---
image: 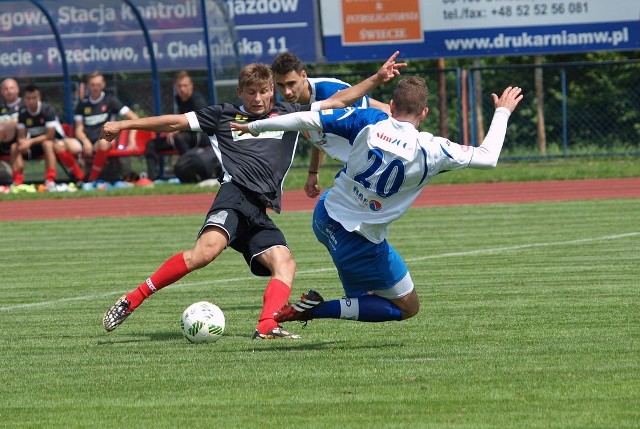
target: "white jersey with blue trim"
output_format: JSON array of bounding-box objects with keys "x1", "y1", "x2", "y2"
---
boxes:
[
  {"x1": 306, "y1": 77, "x2": 369, "y2": 163},
  {"x1": 320, "y1": 108, "x2": 475, "y2": 244}
]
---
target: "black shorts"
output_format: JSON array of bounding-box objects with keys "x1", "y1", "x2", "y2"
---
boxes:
[
  {"x1": 0, "y1": 140, "x2": 13, "y2": 156},
  {"x1": 17, "y1": 143, "x2": 44, "y2": 159},
  {"x1": 198, "y1": 181, "x2": 288, "y2": 277}
]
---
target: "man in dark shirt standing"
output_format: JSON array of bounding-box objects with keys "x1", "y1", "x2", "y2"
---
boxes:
[
  {"x1": 145, "y1": 71, "x2": 209, "y2": 180},
  {"x1": 101, "y1": 52, "x2": 405, "y2": 339}
]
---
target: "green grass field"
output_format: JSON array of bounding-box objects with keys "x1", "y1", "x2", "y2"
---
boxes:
[{"x1": 1, "y1": 198, "x2": 639, "y2": 428}]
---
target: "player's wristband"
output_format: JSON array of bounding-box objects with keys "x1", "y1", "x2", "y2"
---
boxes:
[{"x1": 308, "y1": 171, "x2": 318, "y2": 174}]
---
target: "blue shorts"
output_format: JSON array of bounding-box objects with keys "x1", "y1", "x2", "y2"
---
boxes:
[{"x1": 312, "y1": 191, "x2": 409, "y2": 298}]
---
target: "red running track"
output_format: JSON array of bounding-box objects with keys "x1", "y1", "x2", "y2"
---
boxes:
[{"x1": 1, "y1": 178, "x2": 639, "y2": 222}]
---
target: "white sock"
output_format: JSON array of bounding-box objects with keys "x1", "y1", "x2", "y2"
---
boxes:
[{"x1": 339, "y1": 297, "x2": 359, "y2": 320}]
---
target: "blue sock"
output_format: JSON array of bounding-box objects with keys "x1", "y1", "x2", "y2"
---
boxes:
[{"x1": 311, "y1": 295, "x2": 402, "y2": 322}]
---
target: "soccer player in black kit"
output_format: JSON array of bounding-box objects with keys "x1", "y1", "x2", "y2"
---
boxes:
[{"x1": 101, "y1": 52, "x2": 405, "y2": 339}]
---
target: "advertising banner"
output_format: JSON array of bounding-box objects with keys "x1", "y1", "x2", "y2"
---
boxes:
[
  {"x1": 320, "y1": 0, "x2": 640, "y2": 61},
  {"x1": 0, "y1": 0, "x2": 318, "y2": 77}
]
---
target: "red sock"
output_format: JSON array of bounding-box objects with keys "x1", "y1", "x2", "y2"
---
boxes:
[
  {"x1": 126, "y1": 252, "x2": 190, "y2": 310},
  {"x1": 57, "y1": 150, "x2": 84, "y2": 180},
  {"x1": 88, "y1": 148, "x2": 109, "y2": 181},
  {"x1": 256, "y1": 279, "x2": 291, "y2": 334},
  {"x1": 13, "y1": 171, "x2": 24, "y2": 185},
  {"x1": 45, "y1": 168, "x2": 56, "y2": 182}
]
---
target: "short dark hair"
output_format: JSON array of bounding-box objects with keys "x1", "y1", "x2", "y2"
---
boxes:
[
  {"x1": 271, "y1": 52, "x2": 304, "y2": 76},
  {"x1": 86, "y1": 71, "x2": 104, "y2": 82},
  {"x1": 238, "y1": 63, "x2": 273, "y2": 88},
  {"x1": 23, "y1": 84, "x2": 40, "y2": 95},
  {"x1": 391, "y1": 76, "x2": 428, "y2": 116},
  {"x1": 174, "y1": 70, "x2": 191, "y2": 82}
]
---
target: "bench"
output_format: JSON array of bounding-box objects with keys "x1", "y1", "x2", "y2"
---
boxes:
[
  {"x1": 106, "y1": 129, "x2": 179, "y2": 178},
  {"x1": 0, "y1": 123, "x2": 79, "y2": 182},
  {"x1": 1, "y1": 125, "x2": 180, "y2": 182}
]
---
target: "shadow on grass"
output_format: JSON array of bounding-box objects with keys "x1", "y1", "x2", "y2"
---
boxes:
[
  {"x1": 245, "y1": 340, "x2": 403, "y2": 351},
  {"x1": 96, "y1": 333, "x2": 403, "y2": 351}
]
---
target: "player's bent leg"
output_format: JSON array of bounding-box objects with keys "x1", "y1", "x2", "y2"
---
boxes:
[
  {"x1": 279, "y1": 271, "x2": 415, "y2": 323},
  {"x1": 255, "y1": 245, "x2": 296, "y2": 286},
  {"x1": 184, "y1": 226, "x2": 228, "y2": 270},
  {"x1": 372, "y1": 272, "x2": 419, "y2": 320},
  {"x1": 103, "y1": 229, "x2": 228, "y2": 332}
]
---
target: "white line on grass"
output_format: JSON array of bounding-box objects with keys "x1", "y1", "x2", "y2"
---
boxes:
[{"x1": 1, "y1": 231, "x2": 637, "y2": 312}]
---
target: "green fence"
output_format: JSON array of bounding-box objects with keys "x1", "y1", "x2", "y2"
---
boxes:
[{"x1": 32, "y1": 58, "x2": 640, "y2": 164}]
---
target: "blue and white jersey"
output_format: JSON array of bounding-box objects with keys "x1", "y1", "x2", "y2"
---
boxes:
[
  {"x1": 320, "y1": 108, "x2": 474, "y2": 243},
  {"x1": 306, "y1": 77, "x2": 369, "y2": 163}
]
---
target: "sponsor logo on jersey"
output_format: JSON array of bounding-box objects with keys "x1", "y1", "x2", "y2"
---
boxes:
[
  {"x1": 85, "y1": 113, "x2": 109, "y2": 126},
  {"x1": 232, "y1": 129, "x2": 284, "y2": 141},
  {"x1": 376, "y1": 131, "x2": 407, "y2": 148},
  {"x1": 369, "y1": 200, "x2": 382, "y2": 211},
  {"x1": 352, "y1": 185, "x2": 368, "y2": 206},
  {"x1": 352, "y1": 186, "x2": 383, "y2": 211},
  {"x1": 207, "y1": 210, "x2": 228, "y2": 225},
  {"x1": 234, "y1": 114, "x2": 249, "y2": 121}
]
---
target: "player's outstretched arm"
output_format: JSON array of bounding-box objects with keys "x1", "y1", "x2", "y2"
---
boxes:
[
  {"x1": 100, "y1": 114, "x2": 188, "y2": 142},
  {"x1": 319, "y1": 51, "x2": 407, "y2": 110},
  {"x1": 231, "y1": 111, "x2": 323, "y2": 137},
  {"x1": 468, "y1": 86, "x2": 523, "y2": 169}
]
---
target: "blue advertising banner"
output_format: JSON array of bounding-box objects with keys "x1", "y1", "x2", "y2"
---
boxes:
[
  {"x1": 0, "y1": 0, "x2": 318, "y2": 77},
  {"x1": 319, "y1": 0, "x2": 640, "y2": 61}
]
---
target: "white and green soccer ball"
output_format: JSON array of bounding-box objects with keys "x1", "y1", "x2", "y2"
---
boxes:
[{"x1": 181, "y1": 301, "x2": 225, "y2": 343}]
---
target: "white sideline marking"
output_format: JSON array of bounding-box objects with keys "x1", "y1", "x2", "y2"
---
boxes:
[{"x1": 1, "y1": 232, "x2": 638, "y2": 312}]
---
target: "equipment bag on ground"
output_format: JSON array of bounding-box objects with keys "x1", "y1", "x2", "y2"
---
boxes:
[{"x1": 173, "y1": 146, "x2": 222, "y2": 183}]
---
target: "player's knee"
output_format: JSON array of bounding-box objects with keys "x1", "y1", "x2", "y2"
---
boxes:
[
  {"x1": 281, "y1": 252, "x2": 296, "y2": 274},
  {"x1": 402, "y1": 302, "x2": 420, "y2": 320},
  {"x1": 97, "y1": 140, "x2": 111, "y2": 151},
  {"x1": 184, "y1": 248, "x2": 213, "y2": 270},
  {"x1": 399, "y1": 292, "x2": 420, "y2": 320},
  {"x1": 262, "y1": 246, "x2": 296, "y2": 281}
]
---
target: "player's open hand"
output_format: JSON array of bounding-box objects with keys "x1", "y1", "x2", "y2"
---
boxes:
[
  {"x1": 492, "y1": 86, "x2": 523, "y2": 113},
  {"x1": 230, "y1": 122, "x2": 258, "y2": 136},
  {"x1": 100, "y1": 122, "x2": 121, "y2": 142},
  {"x1": 376, "y1": 51, "x2": 407, "y2": 83}
]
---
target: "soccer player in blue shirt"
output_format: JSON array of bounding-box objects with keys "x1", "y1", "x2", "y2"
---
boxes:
[
  {"x1": 231, "y1": 78, "x2": 523, "y2": 325},
  {"x1": 271, "y1": 52, "x2": 389, "y2": 198}
]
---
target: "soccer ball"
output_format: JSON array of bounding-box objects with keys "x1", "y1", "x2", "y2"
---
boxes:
[{"x1": 181, "y1": 301, "x2": 225, "y2": 343}]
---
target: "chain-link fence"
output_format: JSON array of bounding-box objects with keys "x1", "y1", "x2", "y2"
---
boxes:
[
  {"x1": 32, "y1": 58, "x2": 640, "y2": 169},
  {"x1": 307, "y1": 60, "x2": 640, "y2": 160}
]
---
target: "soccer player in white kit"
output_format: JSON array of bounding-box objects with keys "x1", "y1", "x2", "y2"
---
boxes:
[{"x1": 232, "y1": 77, "x2": 523, "y2": 325}]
